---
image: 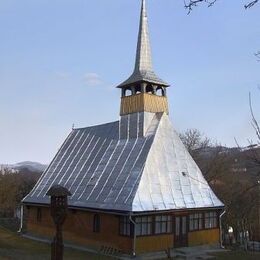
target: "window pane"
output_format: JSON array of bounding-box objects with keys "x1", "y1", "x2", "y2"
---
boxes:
[
  {"x1": 142, "y1": 222, "x2": 147, "y2": 235},
  {"x1": 167, "y1": 221, "x2": 172, "y2": 233},
  {"x1": 189, "y1": 217, "x2": 194, "y2": 231},
  {"x1": 161, "y1": 222, "x2": 167, "y2": 233},
  {"x1": 155, "y1": 216, "x2": 160, "y2": 221},
  {"x1": 147, "y1": 222, "x2": 152, "y2": 235},
  {"x1": 155, "y1": 222, "x2": 161, "y2": 234},
  {"x1": 205, "y1": 211, "x2": 217, "y2": 229},
  {"x1": 199, "y1": 218, "x2": 202, "y2": 229},
  {"x1": 136, "y1": 223, "x2": 141, "y2": 236},
  {"x1": 176, "y1": 217, "x2": 180, "y2": 235},
  {"x1": 182, "y1": 217, "x2": 186, "y2": 234},
  {"x1": 136, "y1": 217, "x2": 141, "y2": 224},
  {"x1": 162, "y1": 216, "x2": 167, "y2": 221}
]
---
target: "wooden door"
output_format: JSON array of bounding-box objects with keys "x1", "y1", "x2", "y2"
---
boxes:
[{"x1": 174, "y1": 215, "x2": 188, "y2": 247}]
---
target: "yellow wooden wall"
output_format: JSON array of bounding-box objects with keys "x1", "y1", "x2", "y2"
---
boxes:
[
  {"x1": 136, "y1": 234, "x2": 173, "y2": 254},
  {"x1": 120, "y1": 93, "x2": 169, "y2": 115},
  {"x1": 26, "y1": 206, "x2": 220, "y2": 255},
  {"x1": 26, "y1": 207, "x2": 132, "y2": 254},
  {"x1": 188, "y1": 229, "x2": 220, "y2": 246}
]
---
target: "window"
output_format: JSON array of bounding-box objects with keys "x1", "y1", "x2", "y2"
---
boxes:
[
  {"x1": 182, "y1": 216, "x2": 187, "y2": 235},
  {"x1": 189, "y1": 213, "x2": 203, "y2": 231},
  {"x1": 136, "y1": 216, "x2": 152, "y2": 236},
  {"x1": 93, "y1": 214, "x2": 100, "y2": 233},
  {"x1": 156, "y1": 87, "x2": 165, "y2": 96},
  {"x1": 119, "y1": 216, "x2": 131, "y2": 236},
  {"x1": 125, "y1": 89, "x2": 132, "y2": 97},
  {"x1": 205, "y1": 212, "x2": 218, "y2": 229},
  {"x1": 155, "y1": 215, "x2": 172, "y2": 234},
  {"x1": 36, "y1": 208, "x2": 41, "y2": 222}
]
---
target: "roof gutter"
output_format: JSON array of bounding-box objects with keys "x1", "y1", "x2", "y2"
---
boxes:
[
  {"x1": 23, "y1": 202, "x2": 224, "y2": 217},
  {"x1": 219, "y1": 209, "x2": 226, "y2": 249},
  {"x1": 17, "y1": 204, "x2": 24, "y2": 233},
  {"x1": 129, "y1": 213, "x2": 136, "y2": 257}
]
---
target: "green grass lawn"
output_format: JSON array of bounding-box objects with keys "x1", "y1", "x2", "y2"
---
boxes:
[
  {"x1": 0, "y1": 226, "x2": 111, "y2": 260},
  {"x1": 211, "y1": 250, "x2": 260, "y2": 260},
  {"x1": 1, "y1": 224, "x2": 259, "y2": 260}
]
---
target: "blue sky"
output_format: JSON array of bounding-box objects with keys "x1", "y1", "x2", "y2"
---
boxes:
[{"x1": 0, "y1": 0, "x2": 259, "y2": 164}]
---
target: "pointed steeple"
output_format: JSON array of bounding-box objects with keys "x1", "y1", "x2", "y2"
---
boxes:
[
  {"x1": 134, "y1": 0, "x2": 153, "y2": 72},
  {"x1": 117, "y1": 0, "x2": 169, "y2": 88}
]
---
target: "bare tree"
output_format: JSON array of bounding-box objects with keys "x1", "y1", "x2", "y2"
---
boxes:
[
  {"x1": 180, "y1": 128, "x2": 260, "y2": 241},
  {"x1": 184, "y1": 0, "x2": 217, "y2": 14},
  {"x1": 0, "y1": 169, "x2": 40, "y2": 217},
  {"x1": 184, "y1": 0, "x2": 259, "y2": 12},
  {"x1": 179, "y1": 129, "x2": 230, "y2": 183},
  {"x1": 249, "y1": 92, "x2": 260, "y2": 143},
  {"x1": 179, "y1": 128, "x2": 210, "y2": 154}
]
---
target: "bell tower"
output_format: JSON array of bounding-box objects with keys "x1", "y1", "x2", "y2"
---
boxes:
[{"x1": 117, "y1": 0, "x2": 170, "y2": 116}]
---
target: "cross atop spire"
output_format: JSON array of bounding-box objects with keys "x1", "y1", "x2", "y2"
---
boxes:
[{"x1": 117, "y1": 0, "x2": 169, "y2": 88}]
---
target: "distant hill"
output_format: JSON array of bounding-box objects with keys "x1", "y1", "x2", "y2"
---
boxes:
[
  {"x1": 1, "y1": 161, "x2": 47, "y2": 173},
  {"x1": 13, "y1": 161, "x2": 47, "y2": 173}
]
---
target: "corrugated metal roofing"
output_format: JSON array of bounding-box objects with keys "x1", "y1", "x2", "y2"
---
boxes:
[{"x1": 23, "y1": 112, "x2": 224, "y2": 212}]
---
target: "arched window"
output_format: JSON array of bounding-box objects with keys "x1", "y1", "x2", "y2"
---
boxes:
[
  {"x1": 93, "y1": 214, "x2": 100, "y2": 233},
  {"x1": 146, "y1": 84, "x2": 154, "y2": 94},
  {"x1": 156, "y1": 87, "x2": 165, "y2": 96},
  {"x1": 135, "y1": 85, "x2": 142, "y2": 94},
  {"x1": 125, "y1": 89, "x2": 132, "y2": 97}
]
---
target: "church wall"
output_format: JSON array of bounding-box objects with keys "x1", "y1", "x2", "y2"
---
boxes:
[
  {"x1": 188, "y1": 228, "x2": 220, "y2": 246},
  {"x1": 26, "y1": 206, "x2": 132, "y2": 254},
  {"x1": 136, "y1": 234, "x2": 173, "y2": 254},
  {"x1": 25, "y1": 206, "x2": 221, "y2": 255},
  {"x1": 134, "y1": 230, "x2": 219, "y2": 253}
]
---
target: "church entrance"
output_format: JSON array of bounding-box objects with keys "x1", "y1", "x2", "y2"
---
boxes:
[{"x1": 174, "y1": 215, "x2": 188, "y2": 247}]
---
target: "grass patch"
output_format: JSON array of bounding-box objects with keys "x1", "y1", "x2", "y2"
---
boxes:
[
  {"x1": 0, "y1": 218, "x2": 19, "y2": 232},
  {"x1": 0, "y1": 226, "x2": 112, "y2": 260},
  {"x1": 211, "y1": 250, "x2": 260, "y2": 260}
]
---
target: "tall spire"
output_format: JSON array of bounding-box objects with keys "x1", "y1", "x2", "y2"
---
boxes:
[
  {"x1": 117, "y1": 0, "x2": 169, "y2": 88},
  {"x1": 134, "y1": 0, "x2": 153, "y2": 72}
]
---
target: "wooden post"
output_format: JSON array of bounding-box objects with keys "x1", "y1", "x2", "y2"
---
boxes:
[{"x1": 46, "y1": 185, "x2": 71, "y2": 260}]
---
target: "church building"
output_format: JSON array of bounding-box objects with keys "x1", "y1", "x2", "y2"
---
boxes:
[{"x1": 22, "y1": 0, "x2": 224, "y2": 256}]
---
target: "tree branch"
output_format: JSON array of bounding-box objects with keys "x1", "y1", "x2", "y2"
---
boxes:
[
  {"x1": 245, "y1": 0, "x2": 259, "y2": 9},
  {"x1": 249, "y1": 92, "x2": 260, "y2": 142},
  {"x1": 184, "y1": 0, "x2": 259, "y2": 13},
  {"x1": 184, "y1": 0, "x2": 217, "y2": 14},
  {"x1": 255, "y1": 51, "x2": 260, "y2": 62}
]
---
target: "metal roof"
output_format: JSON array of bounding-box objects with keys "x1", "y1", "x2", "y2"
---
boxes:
[
  {"x1": 117, "y1": 0, "x2": 169, "y2": 88},
  {"x1": 23, "y1": 112, "x2": 223, "y2": 212}
]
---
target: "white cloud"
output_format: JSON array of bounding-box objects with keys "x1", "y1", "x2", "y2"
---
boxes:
[{"x1": 83, "y1": 72, "x2": 103, "y2": 86}]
